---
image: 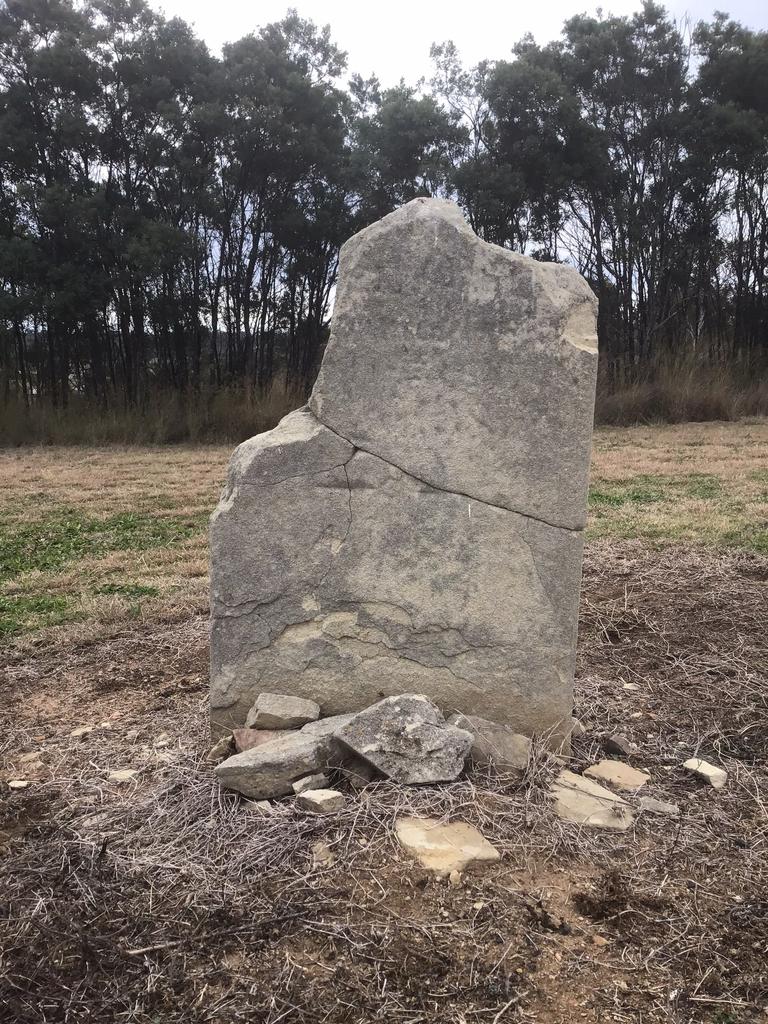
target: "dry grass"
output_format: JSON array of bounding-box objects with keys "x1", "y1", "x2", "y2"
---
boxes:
[{"x1": 1, "y1": 539, "x2": 766, "y2": 1022}]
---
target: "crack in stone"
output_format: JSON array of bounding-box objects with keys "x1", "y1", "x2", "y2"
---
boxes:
[{"x1": 309, "y1": 409, "x2": 581, "y2": 533}]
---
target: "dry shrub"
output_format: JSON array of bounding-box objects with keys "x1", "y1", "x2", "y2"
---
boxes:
[
  {"x1": 0, "y1": 377, "x2": 307, "y2": 446},
  {"x1": 596, "y1": 357, "x2": 768, "y2": 426}
]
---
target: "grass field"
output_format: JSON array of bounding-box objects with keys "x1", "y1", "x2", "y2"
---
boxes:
[
  {"x1": 1, "y1": 420, "x2": 767, "y2": 1023},
  {"x1": 2, "y1": 419, "x2": 767, "y2": 642}
]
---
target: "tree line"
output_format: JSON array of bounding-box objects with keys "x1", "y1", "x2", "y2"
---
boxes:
[{"x1": 1, "y1": 0, "x2": 767, "y2": 420}]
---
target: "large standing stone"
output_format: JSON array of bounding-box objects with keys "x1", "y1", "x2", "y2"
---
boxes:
[{"x1": 210, "y1": 198, "x2": 597, "y2": 740}]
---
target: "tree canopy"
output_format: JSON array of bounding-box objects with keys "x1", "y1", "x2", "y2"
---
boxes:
[{"x1": 1, "y1": 0, "x2": 766, "y2": 416}]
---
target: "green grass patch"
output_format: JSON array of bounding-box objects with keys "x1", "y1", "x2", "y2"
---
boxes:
[
  {"x1": 0, "y1": 593, "x2": 77, "y2": 636},
  {"x1": 0, "y1": 507, "x2": 207, "y2": 582}
]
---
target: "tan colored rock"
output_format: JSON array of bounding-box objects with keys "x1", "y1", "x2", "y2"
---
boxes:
[
  {"x1": 395, "y1": 816, "x2": 501, "y2": 876},
  {"x1": 233, "y1": 728, "x2": 291, "y2": 753},
  {"x1": 549, "y1": 770, "x2": 634, "y2": 830},
  {"x1": 311, "y1": 840, "x2": 336, "y2": 867},
  {"x1": 8, "y1": 780, "x2": 30, "y2": 790},
  {"x1": 108, "y1": 769, "x2": 138, "y2": 784},
  {"x1": 682, "y1": 758, "x2": 727, "y2": 789},
  {"x1": 584, "y1": 760, "x2": 650, "y2": 791},
  {"x1": 292, "y1": 772, "x2": 330, "y2": 794},
  {"x1": 210, "y1": 199, "x2": 597, "y2": 742},
  {"x1": 206, "y1": 734, "x2": 234, "y2": 763},
  {"x1": 295, "y1": 788, "x2": 345, "y2": 813}
]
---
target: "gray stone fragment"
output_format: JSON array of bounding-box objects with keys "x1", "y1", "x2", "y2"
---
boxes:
[
  {"x1": 300, "y1": 714, "x2": 356, "y2": 738},
  {"x1": 336, "y1": 694, "x2": 472, "y2": 784},
  {"x1": 295, "y1": 789, "x2": 346, "y2": 813},
  {"x1": 570, "y1": 718, "x2": 587, "y2": 738},
  {"x1": 215, "y1": 733, "x2": 336, "y2": 800},
  {"x1": 604, "y1": 733, "x2": 633, "y2": 757},
  {"x1": 448, "y1": 713, "x2": 530, "y2": 771},
  {"x1": 245, "y1": 692, "x2": 320, "y2": 729},
  {"x1": 638, "y1": 795, "x2": 680, "y2": 817},
  {"x1": 292, "y1": 772, "x2": 330, "y2": 794}
]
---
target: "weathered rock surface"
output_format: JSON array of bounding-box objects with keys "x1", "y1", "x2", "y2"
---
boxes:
[
  {"x1": 210, "y1": 199, "x2": 597, "y2": 738},
  {"x1": 549, "y1": 770, "x2": 634, "y2": 830},
  {"x1": 395, "y1": 816, "x2": 501, "y2": 875},
  {"x1": 245, "y1": 692, "x2": 320, "y2": 729},
  {"x1": 638, "y1": 795, "x2": 680, "y2": 817},
  {"x1": 233, "y1": 727, "x2": 291, "y2": 753},
  {"x1": 215, "y1": 733, "x2": 336, "y2": 799},
  {"x1": 336, "y1": 695, "x2": 472, "y2": 784},
  {"x1": 300, "y1": 714, "x2": 356, "y2": 738},
  {"x1": 584, "y1": 760, "x2": 650, "y2": 791},
  {"x1": 683, "y1": 757, "x2": 727, "y2": 789},
  {"x1": 295, "y1": 788, "x2": 346, "y2": 813},
  {"x1": 448, "y1": 713, "x2": 530, "y2": 771}
]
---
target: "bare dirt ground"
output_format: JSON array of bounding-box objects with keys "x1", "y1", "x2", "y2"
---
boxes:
[{"x1": 1, "y1": 421, "x2": 767, "y2": 1023}]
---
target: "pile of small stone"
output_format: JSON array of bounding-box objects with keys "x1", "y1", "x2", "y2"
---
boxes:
[{"x1": 208, "y1": 692, "x2": 533, "y2": 813}]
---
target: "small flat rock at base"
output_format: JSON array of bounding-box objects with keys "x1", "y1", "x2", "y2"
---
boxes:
[
  {"x1": 448, "y1": 713, "x2": 530, "y2": 771},
  {"x1": 292, "y1": 772, "x2": 330, "y2": 794},
  {"x1": 603, "y1": 733, "x2": 633, "y2": 757},
  {"x1": 215, "y1": 733, "x2": 334, "y2": 799},
  {"x1": 242, "y1": 799, "x2": 274, "y2": 813},
  {"x1": 395, "y1": 816, "x2": 500, "y2": 876},
  {"x1": 570, "y1": 718, "x2": 587, "y2": 739},
  {"x1": 70, "y1": 726, "x2": 94, "y2": 739},
  {"x1": 301, "y1": 714, "x2": 356, "y2": 738},
  {"x1": 207, "y1": 735, "x2": 234, "y2": 763},
  {"x1": 295, "y1": 788, "x2": 345, "y2": 813},
  {"x1": 337, "y1": 695, "x2": 472, "y2": 784},
  {"x1": 638, "y1": 796, "x2": 680, "y2": 817},
  {"x1": 584, "y1": 760, "x2": 650, "y2": 791},
  {"x1": 234, "y1": 728, "x2": 291, "y2": 753},
  {"x1": 311, "y1": 840, "x2": 336, "y2": 867},
  {"x1": 108, "y1": 769, "x2": 138, "y2": 784},
  {"x1": 550, "y1": 770, "x2": 634, "y2": 830},
  {"x1": 682, "y1": 758, "x2": 727, "y2": 789},
  {"x1": 245, "y1": 692, "x2": 320, "y2": 730},
  {"x1": 8, "y1": 780, "x2": 30, "y2": 790}
]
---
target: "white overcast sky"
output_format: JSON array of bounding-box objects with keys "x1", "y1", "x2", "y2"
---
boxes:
[{"x1": 148, "y1": 0, "x2": 768, "y2": 86}]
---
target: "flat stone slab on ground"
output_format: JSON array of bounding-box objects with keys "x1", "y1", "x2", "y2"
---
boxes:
[
  {"x1": 682, "y1": 758, "x2": 727, "y2": 789},
  {"x1": 584, "y1": 760, "x2": 650, "y2": 791},
  {"x1": 245, "y1": 693, "x2": 320, "y2": 730},
  {"x1": 215, "y1": 733, "x2": 335, "y2": 800},
  {"x1": 550, "y1": 769, "x2": 634, "y2": 830},
  {"x1": 336, "y1": 695, "x2": 472, "y2": 784},
  {"x1": 448, "y1": 713, "x2": 530, "y2": 771},
  {"x1": 295, "y1": 789, "x2": 345, "y2": 813},
  {"x1": 395, "y1": 816, "x2": 501, "y2": 875}
]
